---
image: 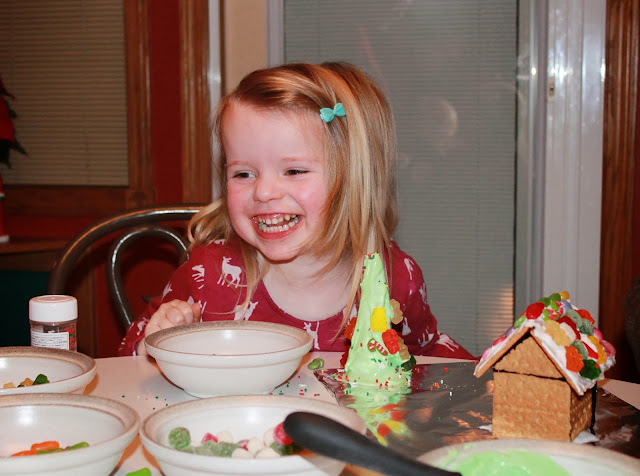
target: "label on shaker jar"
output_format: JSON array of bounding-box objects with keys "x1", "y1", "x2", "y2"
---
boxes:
[{"x1": 31, "y1": 330, "x2": 71, "y2": 350}]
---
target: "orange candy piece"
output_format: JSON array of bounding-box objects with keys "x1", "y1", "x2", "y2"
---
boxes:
[
  {"x1": 11, "y1": 449, "x2": 36, "y2": 457},
  {"x1": 344, "y1": 318, "x2": 356, "y2": 340},
  {"x1": 31, "y1": 441, "x2": 60, "y2": 452},
  {"x1": 11, "y1": 440, "x2": 60, "y2": 457},
  {"x1": 565, "y1": 346, "x2": 585, "y2": 372},
  {"x1": 577, "y1": 309, "x2": 595, "y2": 324}
]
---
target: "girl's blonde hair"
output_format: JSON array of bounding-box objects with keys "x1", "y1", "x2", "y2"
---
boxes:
[{"x1": 188, "y1": 62, "x2": 398, "y2": 332}]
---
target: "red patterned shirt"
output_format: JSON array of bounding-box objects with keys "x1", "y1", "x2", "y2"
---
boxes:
[{"x1": 118, "y1": 238, "x2": 475, "y2": 360}]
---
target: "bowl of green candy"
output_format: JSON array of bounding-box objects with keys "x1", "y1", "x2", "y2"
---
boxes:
[
  {"x1": 139, "y1": 394, "x2": 366, "y2": 476},
  {"x1": 0, "y1": 346, "x2": 96, "y2": 395}
]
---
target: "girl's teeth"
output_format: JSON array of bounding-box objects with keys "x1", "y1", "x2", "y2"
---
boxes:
[{"x1": 258, "y1": 215, "x2": 299, "y2": 233}]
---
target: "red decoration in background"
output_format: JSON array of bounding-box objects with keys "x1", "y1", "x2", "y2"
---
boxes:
[
  {"x1": 1, "y1": 74, "x2": 28, "y2": 243},
  {"x1": 0, "y1": 174, "x2": 8, "y2": 243},
  {"x1": 1, "y1": 75, "x2": 27, "y2": 168}
]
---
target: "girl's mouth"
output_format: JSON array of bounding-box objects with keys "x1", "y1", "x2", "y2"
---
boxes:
[{"x1": 254, "y1": 214, "x2": 300, "y2": 233}]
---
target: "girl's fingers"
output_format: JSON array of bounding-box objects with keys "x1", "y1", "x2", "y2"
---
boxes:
[
  {"x1": 190, "y1": 302, "x2": 203, "y2": 322},
  {"x1": 145, "y1": 300, "x2": 198, "y2": 336},
  {"x1": 165, "y1": 305, "x2": 188, "y2": 326}
]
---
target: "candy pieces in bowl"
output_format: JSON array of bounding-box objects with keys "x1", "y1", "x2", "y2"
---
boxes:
[
  {"x1": 0, "y1": 346, "x2": 96, "y2": 395},
  {"x1": 0, "y1": 393, "x2": 139, "y2": 476},
  {"x1": 144, "y1": 321, "x2": 313, "y2": 397},
  {"x1": 139, "y1": 395, "x2": 366, "y2": 476}
]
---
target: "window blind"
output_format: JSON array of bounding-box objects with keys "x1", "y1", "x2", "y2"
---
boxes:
[
  {"x1": 283, "y1": 0, "x2": 517, "y2": 355},
  {"x1": 0, "y1": 0, "x2": 128, "y2": 186}
]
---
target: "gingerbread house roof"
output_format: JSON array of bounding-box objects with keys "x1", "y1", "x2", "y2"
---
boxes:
[{"x1": 474, "y1": 292, "x2": 616, "y2": 396}]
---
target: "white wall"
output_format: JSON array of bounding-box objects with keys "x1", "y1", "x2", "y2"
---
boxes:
[{"x1": 543, "y1": 0, "x2": 605, "y2": 322}]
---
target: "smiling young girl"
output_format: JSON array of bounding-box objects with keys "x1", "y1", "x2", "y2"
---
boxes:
[{"x1": 119, "y1": 62, "x2": 474, "y2": 359}]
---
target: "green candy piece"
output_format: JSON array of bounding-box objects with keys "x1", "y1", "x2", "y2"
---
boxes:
[
  {"x1": 549, "y1": 293, "x2": 561, "y2": 303},
  {"x1": 65, "y1": 441, "x2": 89, "y2": 451},
  {"x1": 168, "y1": 427, "x2": 191, "y2": 450},
  {"x1": 217, "y1": 441, "x2": 241, "y2": 457},
  {"x1": 33, "y1": 374, "x2": 50, "y2": 385},
  {"x1": 194, "y1": 440, "x2": 219, "y2": 456},
  {"x1": 539, "y1": 297, "x2": 551, "y2": 306},
  {"x1": 126, "y1": 469, "x2": 152, "y2": 476},
  {"x1": 564, "y1": 309, "x2": 582, "y2": 324},
  {"x1": 401, "y1": 355, "x2": 417, "y2": 371},
  {"x1": 514, "y1": 315, "x2": 526, "y2": 328},
  {"x1": 36, "y1": 448, "x2": 64, "y2": 454},
  {"x1": 271, "y1": 442, "x2": 301, "y2": 456},
  {"x1": 570, "y1": 340, "x2": 589, "y2": 359},
  {"x1": 579, "y1": 359, "x2": 601, "y2": 380},
  {"x1": 577, "y1": 319, "x2": 594, "y2": 336},
  {"x1": 307, "y1": 358, "x2": 325, "y2": 370}
]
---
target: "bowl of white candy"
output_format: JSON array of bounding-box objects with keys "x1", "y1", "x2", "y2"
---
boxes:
[{"x1": 139, "y1": 395, "x2": 366, "y2": 476}]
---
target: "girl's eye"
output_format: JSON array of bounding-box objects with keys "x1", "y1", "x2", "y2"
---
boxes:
[
  {"x1": 231, "y1": 171, "x2": 255, "y2": 179},
  {"x1": 285, "y1": 169, "x2": 307, "y2": 176}
]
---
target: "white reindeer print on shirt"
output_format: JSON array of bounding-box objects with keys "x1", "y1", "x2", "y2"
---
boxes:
[
  {"x1": 185, "y1": 295, "x2": 207, "y2": 314},
  {"x1": 419, "y1": 282, "x2": 428, "y2": 306},
  {"x1": 162, "y1": 282, "x2": 172, "y2": 298},
  {"x1": 404, "y1": 258, "x2": 414, "y2": 281},
  {"x1": 419, "y1": 330, "x2": 435, "y2": 347},
  {"x1": 217, "y1": 257, "x2": 242, "y2": 287},
  {"x1": 303, "y1": 321, "x2": 320, "y2": 349},
  {"x1": 436, "y1": 334, "x2": 459, "y2": 351},
  {"x1": 192, "y1": 265, "x2": 205, "y2": 290},
  {"x1": 401, "y1": 317, "x2": 411, "y2": 336},
  {"x1": 233, "y1": 301, "x2": 258, "y2": 321}
]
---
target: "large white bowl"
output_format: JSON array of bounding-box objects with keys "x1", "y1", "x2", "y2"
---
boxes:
[
  {"x1": 419, "y1": 439, "x2": 640, "y2": 475},
  {"x1": 140, "y1": 394, "x2": 366, "y2": 476},
  {"x1": 0, "y1": 393, "x2": 139, "y2": 476},
  {"x1": 0, "y1": 346, "x2": 96, "y2": 395},
  {"x1": 145, "y1": 321, "x2": 313, "y2": 398}
]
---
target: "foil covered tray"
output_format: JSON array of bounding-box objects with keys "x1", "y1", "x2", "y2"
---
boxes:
[{"x1": 315, "y1": 362, "x2": 640, "y2": 459}]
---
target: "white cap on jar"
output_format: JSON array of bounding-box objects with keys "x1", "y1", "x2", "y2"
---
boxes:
[{"x1": 29, "y1": 295, "x2": 78, "y2": 323}]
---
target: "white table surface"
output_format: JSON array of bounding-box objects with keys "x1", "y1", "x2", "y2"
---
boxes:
[{"x1": 85, "y1": 352, "x2": 640, "y2": 476}]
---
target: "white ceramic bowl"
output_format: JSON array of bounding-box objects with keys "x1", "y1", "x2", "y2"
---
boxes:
[
  {"x1": 0, "y1": 393, "x2": 139, "y2": 476},
  {"x1": 145, "y1": 321, "x2": 313, "y2": 398},
  {"x1": 0, "y1": 346, "x2": 96, "y2": 395},
  {"x1": 419, "y1": 439, "x2": 640, "y2": 475},
  {"x1": 140, "y1": 394, "x2": 366, "y2": 476}
]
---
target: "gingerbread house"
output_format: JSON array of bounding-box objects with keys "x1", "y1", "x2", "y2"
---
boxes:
[{"x1": 474, "y1": 292, "x2": 616, "y2": 442}]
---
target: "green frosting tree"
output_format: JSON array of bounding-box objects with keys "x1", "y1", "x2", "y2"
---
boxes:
[{"x1": 345, "y1": 253, "x2": 411, "y2": 386}]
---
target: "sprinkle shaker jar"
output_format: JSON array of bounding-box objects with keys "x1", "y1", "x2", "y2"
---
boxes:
[{"x1": 29, "y1": 295, "x2": 78, "y2": 351}]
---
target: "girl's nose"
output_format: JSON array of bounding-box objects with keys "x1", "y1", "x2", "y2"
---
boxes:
[{"x1": 253, "y1": 176, "x2": 283, "y2": 202}]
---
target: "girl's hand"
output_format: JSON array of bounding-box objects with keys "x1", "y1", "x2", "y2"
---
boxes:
[
  {"x1": 137, "y1": 300, "x2": 202, "y2": 356},
  {"x1": 146, "y1": 299, "x2": 202, "y2": 336}
]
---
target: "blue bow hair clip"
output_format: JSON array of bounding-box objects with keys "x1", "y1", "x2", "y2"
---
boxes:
[{"x1": 319, "y1": 103, "x2": 346, "y2": 123}]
